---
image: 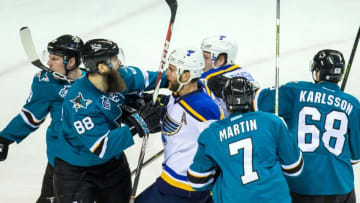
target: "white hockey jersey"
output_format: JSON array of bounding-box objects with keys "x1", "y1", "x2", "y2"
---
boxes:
[{"x1": 158, "y1": 89, "x2": 223, "y2": 195}]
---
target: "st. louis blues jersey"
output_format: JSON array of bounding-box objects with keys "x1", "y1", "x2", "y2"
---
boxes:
[
  {"x1": 56, "y1": 66, "x2": 167, "y2": 167},
  {"x1": 254, "y1": 81, "x2": 360, "y2": 195},
  {"x1": 188, "y1": 111, "x2": 303, "y2": 203},
  {"x1": 156, "y1": 89, "x2": 223, "y2": 197},
  {"x1": 1, "y1": 71, "x2": 75, "y2": 166},
  {"x1": 199, "y1": 64, "x2": 258, "y2": 118}
]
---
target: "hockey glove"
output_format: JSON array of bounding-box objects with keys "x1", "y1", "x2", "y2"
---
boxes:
[
  {"x1": 0, "y1": 133, "x2": 14, "y2": 161},
  {"x1": 207, "y1": 75, "x2": 230, "y2": 98},
  {"x1": 125, "y1": 93, "x2": 169, "y2": 109},
  {"x1": 121, "y1": 104, "x2": 150, "y2": 138}
]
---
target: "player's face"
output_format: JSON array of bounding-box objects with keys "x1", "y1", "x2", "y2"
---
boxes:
[
  {"x1": 110, "y1": 55, "x2": 122, "y2": 70},
  {"x1": 47, "y1": 53, "x2": 66, "y2": 74},
  {"x1": 165, "y1": 64, "x2": 180, "y2": 92},
  {"x1": 203, "y1": 51, "x2": 213, "y2": 72}
]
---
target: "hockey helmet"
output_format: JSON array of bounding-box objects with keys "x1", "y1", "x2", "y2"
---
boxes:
[
  {"x1": 47, "y1": 34, "x2": 84, "y2": 67},
  {"x1": 168, "y1": 47, "x2": 204, "y2": 90},
  {"x1": 81, "y1": 39, "x2": 124, "y2": 73},
  {"x1": 201, "y1": 35, "x2": 238, "y2": 66},
  {"x1": 310, "y1": 49, "x2": 345, "y2": 82},
  {"x1": 222, "y1": 76, "x2": 254, "y2": 112}
]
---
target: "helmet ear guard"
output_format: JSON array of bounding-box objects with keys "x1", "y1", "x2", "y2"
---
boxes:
[
  {"x1": 310, "y1": 49, "x2": 345, "y2": 82},
  {"x1": 222, "y1": 76, "x2": 254, "y2": 113}
]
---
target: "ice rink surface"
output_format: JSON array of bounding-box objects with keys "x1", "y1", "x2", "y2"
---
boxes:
[{"x1": 0, "y1": 0, "x2": 359, "y2": 202}]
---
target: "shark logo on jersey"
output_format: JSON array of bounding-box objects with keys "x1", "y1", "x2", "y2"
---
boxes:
[
  {"x1": 162, "y1": 112, "x2": 182, "y2": 136},
  {"x1": 37, "y1": 72, "x2": 49, "y2": 82},
  {"x1": 70, "y1": 92, "x2": 92, "y2": 112},
  {"x1": 59, "y1": 85, "x2": 71, "y2": 98},
  {"x1": 101, "y1": 95, "x2": 111, "y2": 110}
]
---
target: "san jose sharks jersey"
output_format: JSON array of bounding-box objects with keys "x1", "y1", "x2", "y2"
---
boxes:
[
  {"x1": 254, "y1": 81, "x2": 360, "y2": 195},
  {"x1": 156, "y1": 89, "x2": 223, "y2": 197},
  {"x1": 56, "y1": 66, "x2": 167, "y2": 167},
  {"x1": 1, "y1": 71, "x2": 78, "y2": 166},
  {"x1": 188, "y1": 111, "x2": 303, "y2": 203},
  {"x1": 199, "y1": 64, "x2": 258, "y2": 118}
]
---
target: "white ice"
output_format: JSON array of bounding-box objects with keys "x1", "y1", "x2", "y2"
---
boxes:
[{"x1": 0, "y1": 0, "x2": 359, "y2": 202}]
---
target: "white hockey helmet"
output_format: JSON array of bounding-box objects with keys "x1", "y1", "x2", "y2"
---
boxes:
[
  {"x1": 201, "y1": 35, "x2": 238, "y2": 66},
  {"x1": 168, "y1": 47, "x2": 204, "y2": 91}
]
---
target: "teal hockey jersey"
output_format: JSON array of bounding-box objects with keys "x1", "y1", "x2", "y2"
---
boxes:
[
  {"x1": 254, "y1": 81, "x2": 360, "y2": 195},
  {"x1": 188, "y1": 111, "x2": 303, "y2": 203}
]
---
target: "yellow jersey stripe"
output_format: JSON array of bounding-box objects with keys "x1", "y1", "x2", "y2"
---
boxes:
[
  {"x1": 204, "y1": 64, "x2": 240, "y2": 80},
  {"x1": 160, "y1": 171, "x2": 195, "y2": 191},
  {"x1": 179, "y1": 100, "x2": 207, "y2": 122}
]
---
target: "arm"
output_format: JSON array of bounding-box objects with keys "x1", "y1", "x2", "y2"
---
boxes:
[
  {"x1": 119, "y1": 66, "x2": 168, "y2": 93},
  {"x1": 187, "y1": 132, "x2": 218, "y2": 191},
  {"x1": 349, "y1": 104, "x2": 360, "y2": 164},
  {"x1": 276, "y1": 118, "x2": 304, "y2": 176},
  {"x1": 1, "y1": 73, "x2": 51, "y2": 143},
  {"x1": 254, "y1": 84, "x2": 294, "y2": 119}
]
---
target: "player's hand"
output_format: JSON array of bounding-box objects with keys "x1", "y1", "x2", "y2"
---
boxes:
[
  {"x1": 0, "y1": 133, "x2": 13, "y2": 161},
  {"x1": 121, "y1": 104, "x2": 150, "y2": 138}
]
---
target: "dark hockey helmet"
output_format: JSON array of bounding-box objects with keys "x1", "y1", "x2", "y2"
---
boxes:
[
  {"x1": 81, "y1": 39, "x2": 120, "y2": 73},
  {"x1": 222, "y1": 76, "x2": 254, "y2": 113},
  {"x1": 47, "y1": 34, "x2": 84, "y2": 67},
  {"x1": 310, "y1": 49, "x2": 345, "y2": 82}
]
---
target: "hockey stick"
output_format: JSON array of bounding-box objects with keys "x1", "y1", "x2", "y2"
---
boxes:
[
  {"x1": 274, "y1": 0, "x2": 280, "y2": 116},
  {"x1": 19, "y1": 27, "x2": 74, "y2": 83},
  {"x1": 131, "y1": 149, "x2": 164, "y2": 175},
  {"x1": 341, "y1": 26, "x2": 360, "y2": 91},
  {"x1": 151, "y1": 0, "x2": 178, "y2": 103},
  {"x1": 129, "y1": 1, "x2": 178, "y2": 202}
]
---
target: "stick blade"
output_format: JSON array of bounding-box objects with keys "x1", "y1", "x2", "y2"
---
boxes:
[{"x1": 19, "y1": 26, "x2": 40, "y2": 63}]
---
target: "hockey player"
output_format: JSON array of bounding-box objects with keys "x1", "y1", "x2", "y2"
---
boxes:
[
  {"x1": 53, "y1": 38, "x2": 166, "y2": 203},
  {"x1": 199, "y1": 35, "x2": 259, "y2": 118},
  {"x1": 254, "y1": 49, "x2": 360, "y2": 203},
  {"x1": 135, "y1": 47, "x2": 223, "y2": 203},
  {"x1": 0, "y1": 34, "x2": 84, "y2": 203},
  {"x1": 188, "y1": 76, "x2": 304, "y2": 203}
]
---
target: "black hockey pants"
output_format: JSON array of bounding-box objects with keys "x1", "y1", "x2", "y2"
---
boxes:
[
  {"x1": 291, "y1": 190, "x2": 356, "y2": 203},
  {"x1": 53, "y1": 153, "x2": 131, "y2": 203}
]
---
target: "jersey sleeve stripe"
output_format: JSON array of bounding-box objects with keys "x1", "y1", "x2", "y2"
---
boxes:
[
  {"x1": 20, "y1": 108, "x2": 46, "y2": 128},
  {"x1": 141, "y1": 69, "x2": 150, "y2": 88},
  {"x1": 187, "y1": 168, "x2": 216, "y2": 184},
  {"x1": 204, "y1": 64, "x2": 240, "y2": 80},
  {"x1": 179, "y1": 100, "x2": 207, "y2": 122},
  {"x1": 90, "y1": 131, "x2": 109, "y2": 158},
  {"x1": 282, "y1": 152, "x2": 304, "y2": 176},
  {"x1": 351, "y1": 159, "x2": 360, "y2": 164},
  {"x1": 253, "y1": 88, "x2": 264, "y2": 111}
]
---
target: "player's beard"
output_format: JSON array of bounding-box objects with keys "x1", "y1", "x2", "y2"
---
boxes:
[
  {"x1": 104, "y1": 69, "x2": 126, "y2": 94},
  {"x1": 168, "y1": 79, "x2": 180, "y2": 92}
]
